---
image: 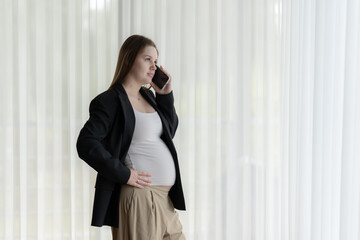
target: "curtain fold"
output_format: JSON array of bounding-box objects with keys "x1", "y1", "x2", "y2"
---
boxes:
[
  {"x1": 281, "y1": 0, "x2": 360, "y2": 239},
  {"x1": 1, "y1": 0, "x2": 119, "y2": 239},
  {"x1": 1, "y1": 0, "x2": 359, "y2": 239}
]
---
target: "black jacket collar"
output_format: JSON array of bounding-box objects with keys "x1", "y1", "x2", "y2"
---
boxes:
[{"x1": 112, "y1": 82, "x2": 158, "y2": 110}]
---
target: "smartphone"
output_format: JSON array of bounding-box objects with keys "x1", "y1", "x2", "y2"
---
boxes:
[{"x1": 152, "y1": 65, "x2": 170, "y2": 90}]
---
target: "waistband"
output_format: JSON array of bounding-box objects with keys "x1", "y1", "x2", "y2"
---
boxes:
[
  {"x1": 145, "y1": 185, "x2": 172, "y2": 193},
  {"x1": 122, "y1": 184, "x2": 172, "y2": 194}
]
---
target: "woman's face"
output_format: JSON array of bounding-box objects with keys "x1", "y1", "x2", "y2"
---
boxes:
[{"x1": 128, "y1": 46, "x2": 158, "y2": 85}]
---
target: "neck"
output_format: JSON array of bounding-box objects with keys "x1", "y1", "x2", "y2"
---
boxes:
[{"x1": 122, "y1": 77, "x2": 142, "y2": 97}]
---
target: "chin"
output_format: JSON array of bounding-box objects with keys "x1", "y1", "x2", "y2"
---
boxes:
[{"x1": 143, "y1": 78, "x2": 152, "y2": 85}]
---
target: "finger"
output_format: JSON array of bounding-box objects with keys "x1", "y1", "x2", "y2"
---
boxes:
[
  {"x1": 138, "y1": 171, "x2": 152, "y2": 177},
  {"x1": 138, "y1": 179, "x2": 151, "y2": 186},
  {"x1": 135, "y1": 183, "x2": 144, "y2": 189},
  {"x1": 139, "y1": 177, "x2": 152, "y2": 183},
  {"x1": 160, "y1": 66, "x2": 172, "y2": 79},
  {"x1": 131, "y1": 179, "x2": 143, "y2": 188},
  {"x1": 127, "y1": 181, "x2": 141, "y2": 188},
  {"x1": 149, "y1": 82, "x2": 160, "y2": 91},
  {"x1": 159, "y1": 65, "x2": 168, "y2": 74}
]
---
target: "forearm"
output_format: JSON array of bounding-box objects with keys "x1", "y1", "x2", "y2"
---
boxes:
[
  {"x1": 156, "y1": 91, "x2": 178, "y2": 137},
  {"x1": 77, "y1": 135, "x2": 131, "y2": 184}
]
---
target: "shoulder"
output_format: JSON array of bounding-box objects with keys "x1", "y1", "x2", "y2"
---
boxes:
[
  {"x1": 89, "y1": 88, "x2": 122, "y2": 116},
  {"x1": 93, "y1": 88, "x2": 119, "y2": 105}
]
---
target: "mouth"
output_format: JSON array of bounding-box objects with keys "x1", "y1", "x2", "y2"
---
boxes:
[{"x1": 148, "y1": 73, "x2": 154, "y2": 78}]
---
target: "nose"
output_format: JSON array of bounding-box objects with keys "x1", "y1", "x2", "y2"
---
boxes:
[{"x1": 150, "y1": 62, "x2": 156, "y2": 70}]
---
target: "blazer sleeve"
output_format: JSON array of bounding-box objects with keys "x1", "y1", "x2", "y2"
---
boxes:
[
  {"x1": 76, "y1": 97, "x2": 131, "y2": 184},
  {"x1": 156, "y1": 91, "x2": 179, "y2": 138}
]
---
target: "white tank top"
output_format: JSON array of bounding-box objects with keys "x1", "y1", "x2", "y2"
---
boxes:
[{"x1": 124, "y1": 109, "x2": 176, "y2": 186}]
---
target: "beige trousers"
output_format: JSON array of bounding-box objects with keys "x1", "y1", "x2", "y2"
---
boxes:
[{"x1": 112, "y1": 185, "x2": 185, "y2": 240}]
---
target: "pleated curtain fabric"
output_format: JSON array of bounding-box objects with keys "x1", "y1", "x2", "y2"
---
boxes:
[
  {"x1": 1, "y1": 0, "x2": 359, "y2": 239},
  {"x1": 1, "y1": 0, "x2": 120, "y2": 239},
  {"x1": 281, "y1": 1, "x2": 360, "y2": 239}
]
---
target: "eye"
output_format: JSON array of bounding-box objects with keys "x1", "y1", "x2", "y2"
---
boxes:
[{"x1": 145, "y1": 58, "x2": 151, "y2": 61}]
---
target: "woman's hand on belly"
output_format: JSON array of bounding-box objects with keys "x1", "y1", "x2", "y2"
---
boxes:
[{"x1": 127, "y1": 168, "x2": 152, "y2": 189}]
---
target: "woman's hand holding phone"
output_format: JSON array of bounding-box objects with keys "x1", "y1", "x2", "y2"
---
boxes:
[{"x1": 150, "y1": 65, "x2": 172, "y2": 94}]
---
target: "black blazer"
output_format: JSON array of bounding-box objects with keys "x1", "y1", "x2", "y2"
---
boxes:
[{"x1": 76, "y1": 83, "x2": 186, "y2": 227}]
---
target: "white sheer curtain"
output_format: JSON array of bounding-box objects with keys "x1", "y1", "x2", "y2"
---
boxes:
[
  {"x1": 1, "y1": 0, "x2": 359, "y2": 240},
  {"x1": 281, "y1": 0, "x2": 360, "y2": 239},
  {"x1": 1, "y1": 0, "x2": 120, "y2": 239}
]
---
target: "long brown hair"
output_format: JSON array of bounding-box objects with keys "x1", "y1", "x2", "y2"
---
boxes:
[{"x1": 109, "y1": 35, "x2": 158, "y2": 88}]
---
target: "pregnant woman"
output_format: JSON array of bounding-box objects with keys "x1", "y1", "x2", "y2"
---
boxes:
[{"x1": 77, "y1": 35, "x2": 186, "y2": 240}]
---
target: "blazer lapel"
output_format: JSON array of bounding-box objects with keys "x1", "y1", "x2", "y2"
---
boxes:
[
  {"x1": 140, "y1": 88, "x2": 172, "y2": 138},
  {"x1": 112, "y1": 85, "x2": 172, "y2": 150},
  {"x1": 113, "y1": 83, "x2": 135, "y2": 151},
  {"x1": 140, "y1": 87, "x2": 157, "y2": 110}
]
